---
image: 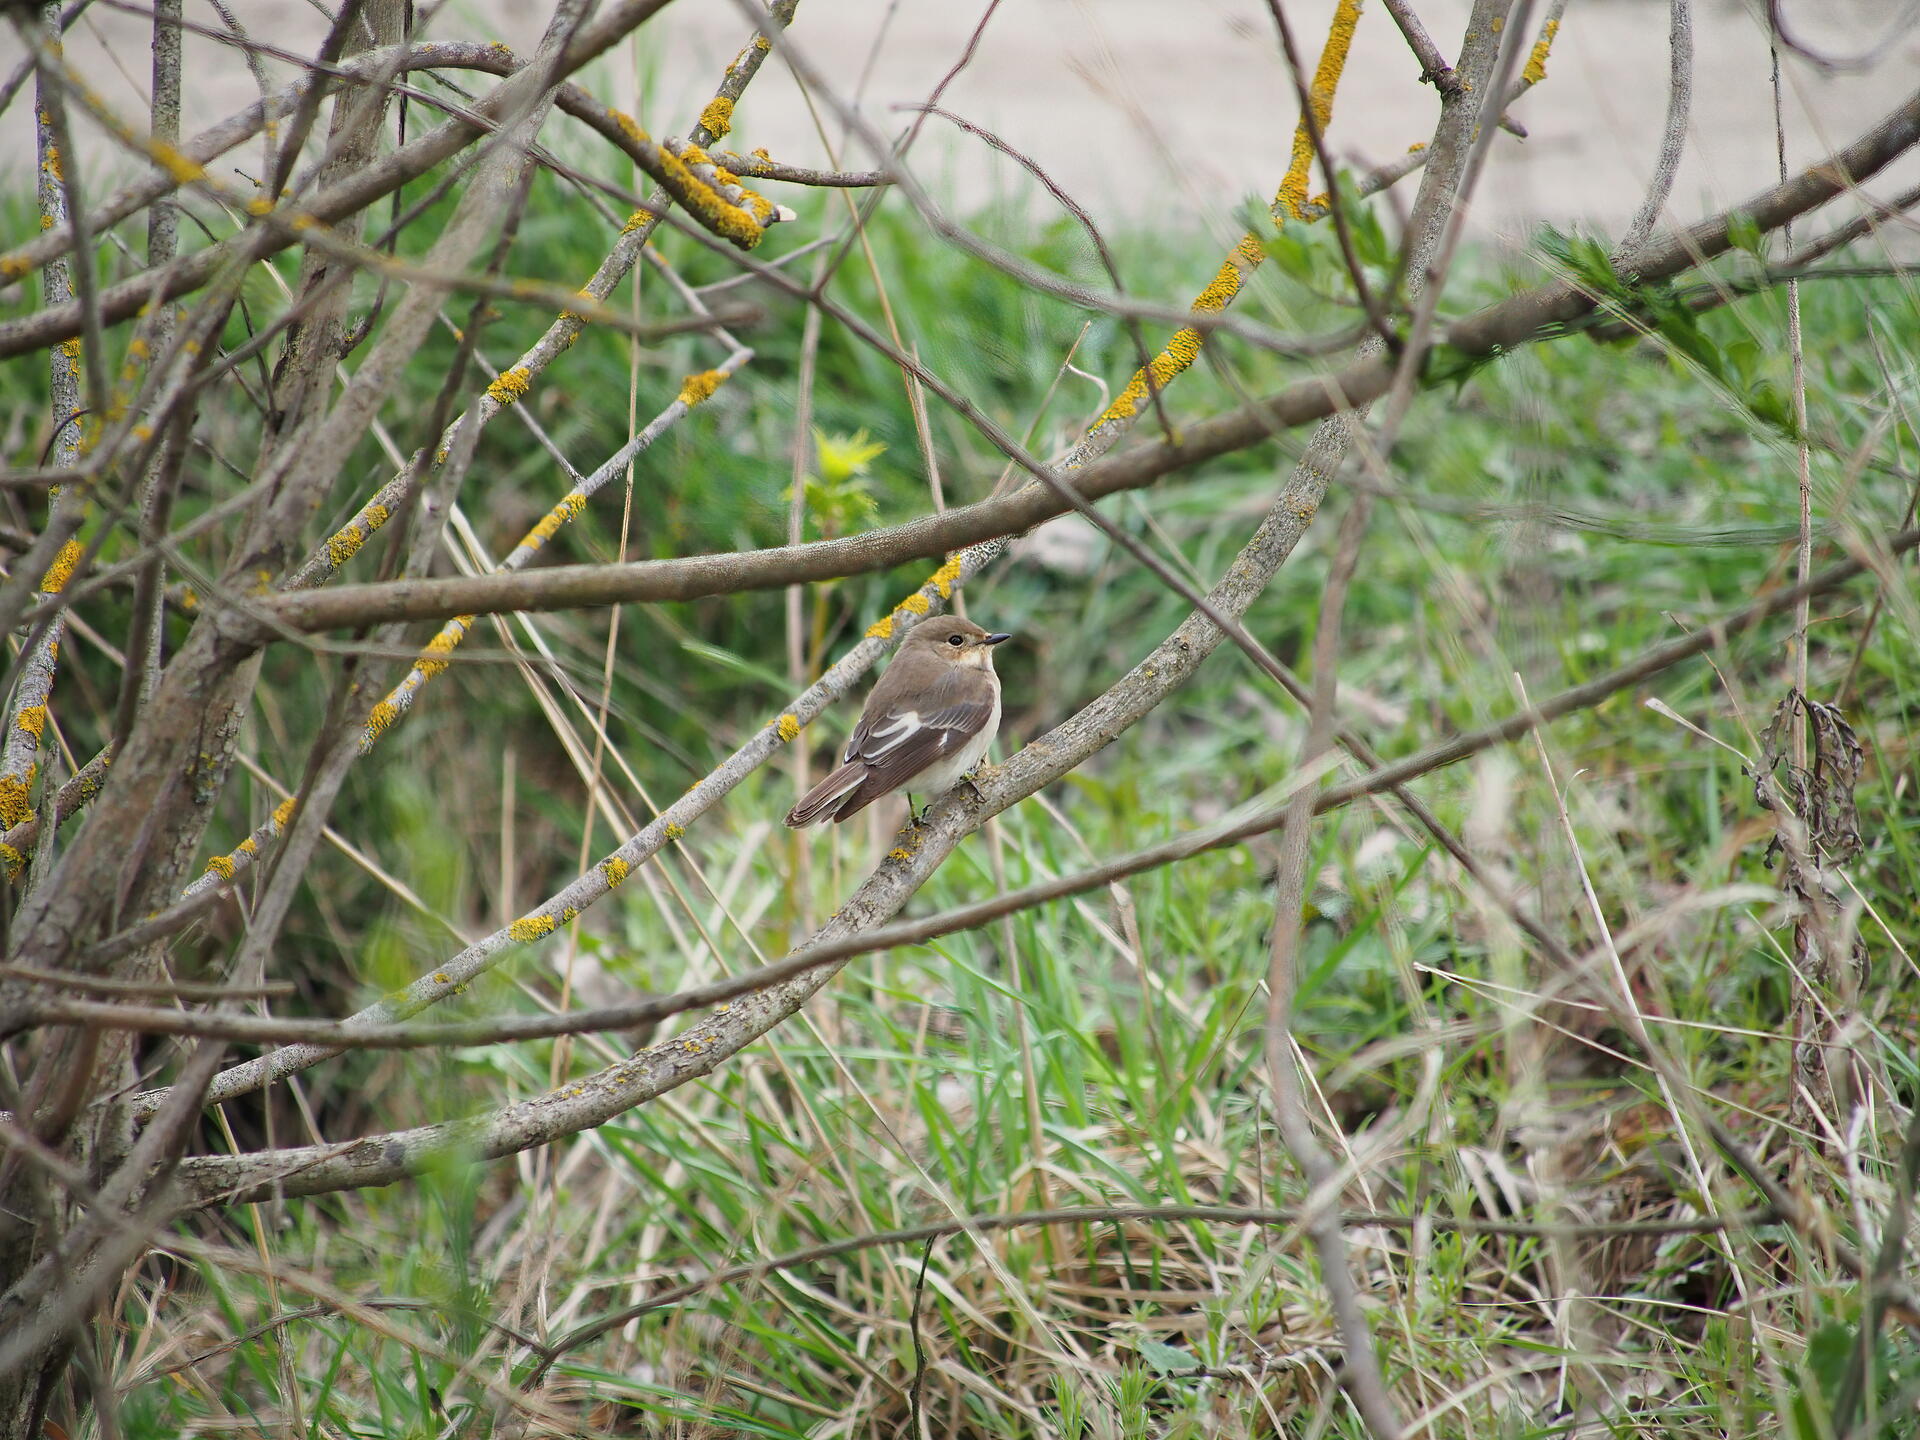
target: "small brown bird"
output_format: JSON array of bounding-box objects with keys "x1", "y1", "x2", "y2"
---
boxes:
[{"x1": 785, "y1": 618, "x2": 1011, "y2": 826}]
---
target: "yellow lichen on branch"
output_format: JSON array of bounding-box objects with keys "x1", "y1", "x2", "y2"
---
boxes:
[
  {"x1": 528, "y1": 494, "x2": 587, "y2": 549},
  {"x1": 929, "y1": 553, "x2": 963, "y2": 599},
  {"x1": 1091, "y1": 0, "x2": 1362, "y2": 433},
  {"x1": 678, "y1": 369, "x2": 729, "y2": 407},
  {"x1": 487, "y1": 366, "x2": 532, "y2": 406},
  {"x1": 415, "y1": 624, "x2": 466, "y2": 680},
  {"x1": 1277, "y1": 0, "x2": 1363, "y2": 220},
  {"x1": 863, "y1": 552, "x2": 978, "y2": 639},
  {"x1": 318, "y1": 502, "x2": 391, "y2": 577},
  {"x1": 327, "y1": 522, "x2": 370, "y2": 568},
  {"x1": 38, "y1": 538, "x2": 83, "y2": 594},
  {"x1": 698, "y1": 96, "x2": 735, "y2": 140},
  {"x1": 364, "y1": 700, "x2": 400, "y2": 742},
  {"x1": 1100, "y1": 234, "x2": 1264, "y2": 428},
  {"x1": 0, "y1": 775, "x2": 31, "y2": 830},
  {"x1": 150, "y1": 140, "x2": 206, "y2": 187},
  {"x1": 606, "y1": 110, "x2": 771, "y2": 250},
  {"x1": 509, "y1": 914, "x2": 557, "y2": 942},
  {"x1": 1523, "y1": 17, "x2": 1561, "y2": 87}
]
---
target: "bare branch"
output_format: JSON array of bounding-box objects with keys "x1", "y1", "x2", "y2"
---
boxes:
[
  {"x1": 701, "y1": 150, "x2": 887, "y2": 187},
  {"x1": 1617, "y1": 0, "x2": 1693, "y2": 260},
  {"x1": 1379, "y1": 0, "x2": 1461, "y2": 95},
  {"x1": 41, "y1": 522, "x2": 1901, "y2": 1066},
  {"x1": 208, "y1": 86, "x2": 1920, "y2": 640},
  {"x1": 0, "y1": 0, "x2": 684, "y2": 359}
]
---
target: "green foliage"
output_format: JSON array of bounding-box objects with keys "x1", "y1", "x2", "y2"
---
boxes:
[
  {"x1": 1532, "y1": 224, "x2": 1801, "y2": 431},
  {"x1": 1254, "y1": 169, "x2": 1399, "y2": 311},
  {"x1": 1788, "y1": 1312, "x2": 1913, "y2": 1440},
  {"x1": 1133, "y1": 1338, "x2": 1198, "y2": 1375},
  {"x1": 784, "y1": 426, "x2": 885, "y2": 537},
  {"x1": 8, "y1": 111, "x2": 1917, "y2": 1440}
]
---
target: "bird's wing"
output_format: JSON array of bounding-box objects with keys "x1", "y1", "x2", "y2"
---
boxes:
[{"x1": 843, "y1": 667, "x2": 995, "y2": 794}]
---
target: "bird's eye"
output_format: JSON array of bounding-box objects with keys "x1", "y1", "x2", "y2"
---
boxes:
[{"x1": 947, "y1": 634, "x2": 964, "y2": 646}]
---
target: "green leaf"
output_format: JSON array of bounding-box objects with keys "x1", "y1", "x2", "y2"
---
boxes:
[
  {"x1": 1723, "y1": 338, "x2": 1762, "y2": 384},
  {"x1": 1727, "y1": 210, "x2": 1766, "y2": 261},
  {"x1": 678, "y1": 639, "x2": 792, "y2": 693},
  {"x1": 1264, "y1": 225, "x2": 1318, "y2": 283},
  {"x1": 1424, "y1": 341, "x2": 1503, "y2": 390},
  {"x1": 1789, "y1": 1321, "x2": 1854, "y2": 1439},
  {"x1": 1336, "y1": 171, "x2": 1391, "y2": 270},
  {"x1": 1135, "y1": 1338, "x2": 1196, "y2": 1375},
  {"x1": 1538, "y1": 225, "x2": 1633, "y2": 304},
  {"x1": 1808, "y1": 1321, "x2": 1856, "y2": 1393},
  {"x1": 789, "y1": 428, "x2": 886, "y2": 537},
  {"x1": 1747, "y1": 380, "x2": 1794, "y2": 434},
  {"x1": 813, "y1": 426, "x2": 885, "y2": 483}
]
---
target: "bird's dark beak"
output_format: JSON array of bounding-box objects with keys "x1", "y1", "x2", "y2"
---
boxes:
[{"x1": 983, "y1": 632, "x2": 1012, "y2": 646}]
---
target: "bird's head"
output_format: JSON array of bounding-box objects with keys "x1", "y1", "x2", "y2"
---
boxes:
[{"x1": 903, "y1": 617, "x2": 1012, "y2": 670}]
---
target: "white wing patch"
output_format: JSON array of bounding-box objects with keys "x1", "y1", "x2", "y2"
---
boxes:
[{"x1": 849, "y1": 709, "x2": 922, "y2": 762}]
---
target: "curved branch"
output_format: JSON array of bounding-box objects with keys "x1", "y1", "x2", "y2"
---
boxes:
[
  {"x1": 1616, "y1": 0, "x2": 1693, "y2": 259},
  {"x1": 211, "y1": 83, "x2": 1920, "y2": 641},
  {"x1": 158, "y1": 520, "x2": 1920, "y2": 1198},
  {"x1": 174, "y1": 416, "x2": 1340, "y2": 1200}
]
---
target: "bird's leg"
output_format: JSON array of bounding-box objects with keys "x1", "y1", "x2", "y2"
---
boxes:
[
  {"x1": 962, "y1": 762, "x2": 993, "y2": 805},
  {"x1": 905, "y1": 793, "x2": 922, "y2": 827}
]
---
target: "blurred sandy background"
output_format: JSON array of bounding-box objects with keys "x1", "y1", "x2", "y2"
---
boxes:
[{"x1": 3, "y1": 0, "x2": 1917, "y2": 250}]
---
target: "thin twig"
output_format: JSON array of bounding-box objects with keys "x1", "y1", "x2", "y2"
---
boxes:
[
  {"x1": 519, "y1": 1201, "x2": 1782, "y2": 1389},
  {"x1": 894, "y1": 102, "x2": 1175, "y2": 443},
  {"x1": 51, "y1": 523, "x2": 1918, "y2": 1061},
  {"x1": 1261, "y1": 0, "x2": 1397, "y2": 350},
  {"x1": 1772, "y1": 37, "x2": 1816, "y2": 774},
  {"x1": 1379, "y1": 0, "x2": 1461, "y2": 94},
  {"x1": 0, "y1": 966, "x2": 291, "y2": 1001},
  {"x1": 1616, "y1": 0, "x2": 1693, "y2": 261},
  {"x1": 907, "y1": 1235, "x2": 936, "y2": 1440},
  {"x1": 217, "y1": 88, "x2": 1920, "y2": 638}
]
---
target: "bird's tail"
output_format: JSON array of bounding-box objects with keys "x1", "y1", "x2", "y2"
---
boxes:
[{"x1": 785, "y1": 761, "x2": 867, "y2": 827}]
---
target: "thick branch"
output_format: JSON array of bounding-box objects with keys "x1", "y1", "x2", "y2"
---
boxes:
[
  {"x1": 138, "y1": 519, "x2": 1919, "y2": 1197},
  {"x1": 173, "y1": 83, "x2": 1920, "y2": 641}
]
